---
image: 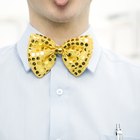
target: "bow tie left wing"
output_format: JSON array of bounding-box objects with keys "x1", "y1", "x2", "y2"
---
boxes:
[{"x1": 28, "y1": 34, "x2": 56, "y2": 78}]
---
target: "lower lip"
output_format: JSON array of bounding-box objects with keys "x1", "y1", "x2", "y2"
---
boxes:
[{"x1": 54, "y1": 0, "x2": 69, "y2": 7}]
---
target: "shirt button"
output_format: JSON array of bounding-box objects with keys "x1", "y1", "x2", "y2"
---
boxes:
[{"x1": 56, "y1": 89, "x2": 63, "y2": 96}]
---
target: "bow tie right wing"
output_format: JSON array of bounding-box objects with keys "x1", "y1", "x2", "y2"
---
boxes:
[
  {"x1": 62, "y1": 35, "x2": 94, "y2": 77},
  {"x1": 28, "y1": 34, "x2": 56, "y2": 78}
]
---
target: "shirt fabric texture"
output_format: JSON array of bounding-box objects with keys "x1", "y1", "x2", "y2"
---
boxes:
[{"x1": 0, "y1": 24, "x2": 140, "y2": 140}]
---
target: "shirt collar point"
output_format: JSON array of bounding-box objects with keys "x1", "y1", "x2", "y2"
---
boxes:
[{"x1": 87, "y1": 44, "x2": 102, "y2": 74}]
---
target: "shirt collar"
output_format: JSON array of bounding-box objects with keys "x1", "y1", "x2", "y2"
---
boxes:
[{"x1": 16, "y1": 24, "x2": 102, "y2": 74}]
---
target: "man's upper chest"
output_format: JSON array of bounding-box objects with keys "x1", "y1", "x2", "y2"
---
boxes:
[{"x1": 0, "y1": 48, "x2": 140, "y2": 140}]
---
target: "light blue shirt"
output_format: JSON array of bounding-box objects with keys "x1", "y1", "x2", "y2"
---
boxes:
[{"x1": 0, "y1": 24, "x2": 140, "y2": 140}]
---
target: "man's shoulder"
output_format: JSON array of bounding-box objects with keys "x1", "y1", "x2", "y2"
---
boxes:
[
  {"x1": 101, "y1": 47, "x2": 140, "y2": 69},
  {"x1": 0, "y1": 44, "x2": 16, "y2": 53},
  {"x1": 0, "y1": 44, "x2": 16, "y2": 63},
  {"x1": 100, "y1": 47, "x2": 140, "y2": 79}
]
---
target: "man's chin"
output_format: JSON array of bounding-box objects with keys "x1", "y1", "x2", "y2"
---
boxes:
[{"x1": 49, "y1": 15, "x2": 75, "y2": 24}]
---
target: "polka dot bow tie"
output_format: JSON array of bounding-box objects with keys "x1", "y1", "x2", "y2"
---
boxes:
[{"x1": 28, "y1": 34, "x2": 94, "y2": 78}]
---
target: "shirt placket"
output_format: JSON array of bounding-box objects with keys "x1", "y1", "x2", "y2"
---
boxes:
[{"x1": 49, "y1": 55, "x2": 69, "y2": 140}]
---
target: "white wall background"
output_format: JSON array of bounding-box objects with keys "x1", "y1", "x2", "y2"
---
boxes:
[{"x1": 0, "y1": 0, "x2": 140, "y2": 64}]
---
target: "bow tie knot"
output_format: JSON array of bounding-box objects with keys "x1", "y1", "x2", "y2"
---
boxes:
[
  {"x1": 28, "y1": 34, "x2": 94, "y2": 78},
  {"x1": 55, "y1": 46, "x2": 63, "y2": 54}
]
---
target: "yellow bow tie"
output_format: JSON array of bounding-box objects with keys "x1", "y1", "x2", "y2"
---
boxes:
[{"x1": 27, "y1": 34, "x2": 94, "y2": 78}]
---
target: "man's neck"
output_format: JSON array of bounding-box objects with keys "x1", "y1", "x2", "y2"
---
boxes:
[{"x1": 29, "y1": 11, "x2": 89, "y2": 45}]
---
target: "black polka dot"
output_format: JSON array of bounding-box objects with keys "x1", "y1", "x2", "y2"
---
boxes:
[
  {"x1": 68, "y1": 53, "x2": 71, "y2": 57},
  {"x1": 76, "y1": 42, "x2": 79, "y2": 45},
  {"x1": 45, "y1": 41, "x2": 48, "y2": 44},
  {"x1": 64, "y1": 58, "x2": 67, "y2": 61},
  {"x1": 80, "y1": 42, "x2": 84, "y2": 46},
  {"x1": 32, "y1": 58, "x2": 35, "y2": 61},
  {"x1": 51, "y1": 55, "x2": 55, "y2": 58},
  {"x1": 78, "y1": 70, "x2": 81, "y2": 73},
  {"x1": 37, "y1": 57, "x2": 40, "y2": 60},
  {"x1": 32, "y1": 62, "x2": 36, "y2": 65},
  {"x1": 85, "y1": 58, "x2": 88, "y2": 61},
  {"x1": 82, "y1": 62, "x2": 85, "y2": 65},
  {"x1": 72, "y1": 65, "x2": 75, "y2": 67},
  {"x1": 36, "y1": 71, "x2": 39, "y2": 74},
  {"x1": 49, "y1": 58, "x2": 52, "y2": 61},
  {"x1": 75, "y1": 72, "x2": 78, "y2": 75}
]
